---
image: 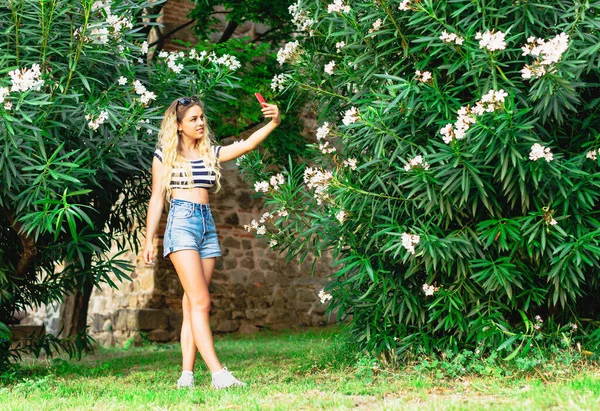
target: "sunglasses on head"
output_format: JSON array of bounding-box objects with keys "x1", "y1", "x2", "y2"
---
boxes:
[{"x1": 177, "y1": 96, "x2": 200, "y2": 108}]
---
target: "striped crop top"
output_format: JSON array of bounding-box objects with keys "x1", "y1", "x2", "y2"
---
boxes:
[{"x1": 154, "y1": 146, "x2": 221, "y2": 189}]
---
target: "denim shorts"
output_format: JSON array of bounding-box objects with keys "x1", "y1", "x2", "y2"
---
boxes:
[{"x1": 163, "y1": 199, "x2": 221, "y2": 259}]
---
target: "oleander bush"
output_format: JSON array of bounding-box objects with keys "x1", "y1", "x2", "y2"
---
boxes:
[
  {"x1": 239, "y1": 0, "x2": 600, "y2": 358},
  {"x1": 0, "y1": 0, "x2": 240, "y2": 369}
]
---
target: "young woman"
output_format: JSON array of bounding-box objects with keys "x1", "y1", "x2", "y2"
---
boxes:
[{"x1": 142, "y1": 96, "x2": 281, "y2": 389}]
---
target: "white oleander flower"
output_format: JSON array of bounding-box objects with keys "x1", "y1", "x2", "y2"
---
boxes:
[
  {"x1": 342, "y1": 107, "x2": 359, "y2": 126},
  {"x1": 401, "y1": 232, "x2": 420, "y2": 255},
  {"x1": 440, "y1": 30, "x2": 464, "y2": 45},
  {"x1": 140, "y1": 41, "x2": 148, "y2": 54},
  {"x1": 369, "y1": 18, "x2": 383, "y2": 33},
  {"x1": 398, "y1": 0, "x2": 412, "y2": 11},
  {"x1": 336, "y1": 210, "x2": 346, "y2": 224},
  {"x1": 335, "y1": 41, "x2": 346, "y2": 52},
  {"x1": 343, "y1": 158, "x2": 358, "y2": 170},
  {"x1": 254, "y1": 181, "x2": 270, "y2": 193},
  {"x1": 327, "y1": 0, "x2": 351, "y2": 13},
  {"x1": 415, "y1": 70, "x2": 432, "y2": 83},
  {"x1": 259, "y1": 212, "x2": 273, "y2": 224},
  {"x1": 9, "y1": 64, "x2": 44, "y2": 93},
  {"x1": 318, "y1": 289, "x2": 333, "y2": 303},
  {"x1": 277, "y1": 41, "x2": 301, "y2": 65},
  {"x1": 324, "y1": 60, "x2": 336, "y2": 75},
  {"x1": 475, "y1": 30, "x2": 506, "y2": 52},
  {"x1": 86, "y1": 110, "x2": 109, "y2": 131},
  {"x1": 271, "y1": 74, "x2": 287, "y2": 92},
  {"x1": 289, "y1": 1, "x2": 314, "y2": 34},
  {"x1": 529, "y1": 143, "x2": 553, "y2": 162},
  {"x1": 270, "y1": 173, "x2": 285, "y2": 189},
  {"x1": 316, "y1": 122, "x2": 331, "y2": 140},
  {"x1": 423, "y1": 283, "x2": 436, "y2": 296},
  {"x1": 404, "y1": 155, "x2": 430, "y2": 171},
  {"x1": 118, "y1": 76, "x2": 127, "y2": 85}
]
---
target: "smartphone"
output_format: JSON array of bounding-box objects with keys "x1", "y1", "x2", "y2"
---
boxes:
[{"x1": 254, "y1": 92, "x2": 267, "y2": 106}]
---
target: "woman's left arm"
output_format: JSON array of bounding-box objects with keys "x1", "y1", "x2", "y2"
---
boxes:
[{"x1": 218, "y1": 103, "x2": 281, "y2": 163}]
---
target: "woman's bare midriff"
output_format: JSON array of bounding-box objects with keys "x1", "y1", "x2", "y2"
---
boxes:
[{"x1": 171, "y1": 187, "x2": 210, "y2": 204}]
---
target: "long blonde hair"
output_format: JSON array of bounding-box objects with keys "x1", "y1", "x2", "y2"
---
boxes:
[{"x1": 158, "y1": 97, "x2": 222, "y2": 199}]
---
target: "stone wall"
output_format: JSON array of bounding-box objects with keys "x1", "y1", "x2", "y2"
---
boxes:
[{"x1": 87, "y1": 143, "x2": 334, "y2": 346}]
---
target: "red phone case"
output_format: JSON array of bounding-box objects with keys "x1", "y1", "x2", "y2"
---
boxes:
[{"x1": 254, "y1": 92, "x2": 266, "y2": 105}]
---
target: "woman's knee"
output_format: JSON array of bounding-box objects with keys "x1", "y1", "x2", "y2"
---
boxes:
[{"x1": 188, "y1": 296, "x2": 211, "y2": 314}]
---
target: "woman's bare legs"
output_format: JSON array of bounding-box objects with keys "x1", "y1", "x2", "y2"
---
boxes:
[
  {"x1": 170, "y1": 250, "x2": 222, "y2": 372},
  {"x1": 180, "y1": 257, "x2": 216, "y2": 371}
]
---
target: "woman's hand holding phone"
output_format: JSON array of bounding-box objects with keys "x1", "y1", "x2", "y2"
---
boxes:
[{"x1": 255, "y1": 92, "x2": 281, "y2": 126}]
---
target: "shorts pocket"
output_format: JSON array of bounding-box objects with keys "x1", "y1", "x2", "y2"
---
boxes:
[{"x1": 171, "y1": 205, "x2": 193, "y2": 219}]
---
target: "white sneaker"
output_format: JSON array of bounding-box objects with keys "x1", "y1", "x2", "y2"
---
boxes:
[
  {"x1": 177, "y1": 373, "x2": 194, "y2": 389},
  {"x1": 212, "y1": 367, "x2": 246, "y2": 389}
]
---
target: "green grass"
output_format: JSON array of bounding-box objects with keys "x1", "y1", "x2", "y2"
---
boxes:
[{"x1": 1, "y1": 326, "x2": 599, "y2": 410}]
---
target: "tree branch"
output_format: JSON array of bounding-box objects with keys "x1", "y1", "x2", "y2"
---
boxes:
[
  {"x1": 148, "y1": 19, "x2": 197, "y2": 49},
  {"x1": 218, "y1": 20, "x2": 239, "y2": 43}
]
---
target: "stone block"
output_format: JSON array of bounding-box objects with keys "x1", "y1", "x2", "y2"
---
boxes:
[
  {"x1": 114, "y1": 309, "x2": 138, "y2": 331},
  {"x1": 259, "y1": 259, "x2": 274, "y2": 270},
  {"x1": 238, "y1": 323, "x2": 259, "y2": 334},
  {"x1": 167, "y1": 310, "x2": 183, "y2": 330},
  {"x1": 223, "y1": 237, "x2": 241, "y2": 249},
  {"x1": 92, "y1": 314, "x2": 104, "y2": 333},
  {"x1": 224, "y1": 213, "x2": 239, "y2": 225},
  {"x1": 242, "y1": 239, "x2": 252, "y2": 250},
  {"x1": 240, "y1": 257, "x2": 255, "y2": 270},
  {"x1": 137, "y1": 309, "x2": 169, "y2": 330},
  {"x1": 231, "y1": 311, "x2": 245, "y2": 319},
  {"x1": 147, "y1": 329, "x2": 172, "y2": 342},
  {"x1": 211, "y1": 319, "x2": 240, "y2": 333},
  {"x1": 224, "y1": 258, "x2": 238, "y2": 270},
  {"x1": 8, "y1": 325, "x2": 45, "y2": 342}
]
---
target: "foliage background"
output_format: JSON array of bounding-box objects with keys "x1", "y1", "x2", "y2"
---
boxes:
[
  {"x1": 240, "y1": 0, "x2": 600, "y2": 358},
  {"x1": 0, "y1": 0, "x2": 239, "y2": 369}
]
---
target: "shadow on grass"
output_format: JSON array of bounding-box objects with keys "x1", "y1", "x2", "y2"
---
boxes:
[{"x1": 1, "y1": 325, "x2": 354, "y2": 385}]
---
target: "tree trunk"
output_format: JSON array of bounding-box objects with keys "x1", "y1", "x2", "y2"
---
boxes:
[{"x1": 58, "y1": 276, "x2": 94, "y2": 338}]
